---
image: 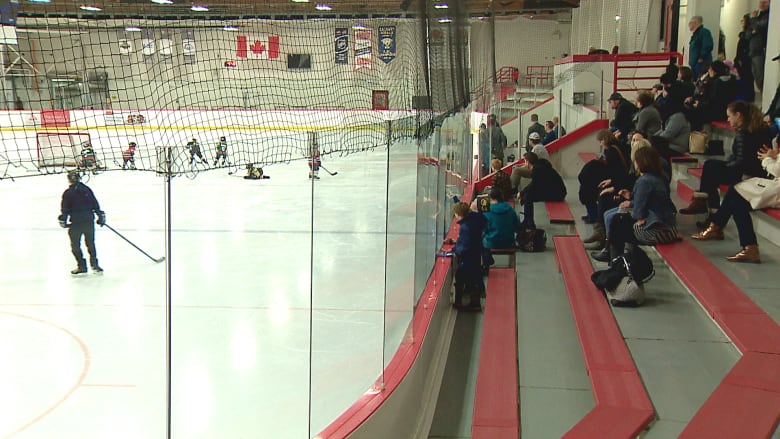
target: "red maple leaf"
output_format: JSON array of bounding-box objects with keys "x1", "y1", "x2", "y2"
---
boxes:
[{"x1": 249, "y1": 40, "x2": 266, "y2": 55}]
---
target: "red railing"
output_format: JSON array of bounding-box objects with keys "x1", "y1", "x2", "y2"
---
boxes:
[{"x1": 613, "y1": 52, "x2": 683, "y2": 95}]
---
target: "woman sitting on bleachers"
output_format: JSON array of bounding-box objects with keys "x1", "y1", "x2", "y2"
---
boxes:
[
  {"x1": 592, "y1": 147, "x2": 678, "y2": 262},
  {"x1": 691, "y1": 137, "x2": 780, "y2": 263},
  {"x1": 679, "y1": 101, "x2": 771, "y2": 221},
  {"x1": 578, "y1": 129, "x2": 631, "y2": 224}
]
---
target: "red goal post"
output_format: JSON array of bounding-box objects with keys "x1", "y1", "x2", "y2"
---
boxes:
[{"x1": 36, "y1": 132, "x2": 91, "y2": 168}]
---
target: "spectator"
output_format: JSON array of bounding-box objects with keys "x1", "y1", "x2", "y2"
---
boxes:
[
  {"x1": 658, "y1": 71, "x2": 693, "y2": 121},
  {"x1": 478, "y1": 123, "x2": 490, "y2": 178},
  {"x1": 735, "y1": 14, "x2": 756, "y2": 102},
  {"x1": 680, "y1": 100, "x2": 771, "y2": 219},
  {"x1": 479, "y1": 186, "x2": 521, "y2": 269},
  {"x1": 633, "y1": 90, "x2": 663, "y2": 137},
  {"x1": 691, "y1": 137, "x2": 780, "y2": 263},
  {"x1": 686, "y1": 60, "x2": 738, "y2": 131},
  {"x1": 526, "y1": 114, "x2": 546, "y2": 152},
  {"x1": 14, "y1": 96, "x2": 23, "y2": 110},
  {"x1": 552, "y1": 116, "x2": 566, "y2": 137},
  {"x1": 592, "y1": 146, "x2": 678, "y2": 262},
  {"x1": 518, "y1": 151, "x2": 567, "y2": 230},
  {"x1": 764, "y1": 54, "x2": 780, "y2": 137},
  {"x1": 510, "y1": 132, "x2": 549, "y2": 192},
  {"x1": 542, "y1": 120, "x2": 558, "y2": 145},
  {"x1": 748, "y1": 0, "x2": 770, "y2": 91},
  {"x1": 488, "y1": 114, "x2": 507, "y2": 164},
  {"x1": 607, "y1": 92, "x2": 638, "y2": 142},
  {"x1": 578, "y1": 129, "x2": 631, "y2": 224},
  {"x1": 490, "y1": 159, "x2": 512, "y2": 202},
  {"x1": 655, "y1": 107, "x2": 691, "y2": 155},
  {"x1": 451, "y1": 202, "x2": 486, "y2": 311},
  {"x1": 688, "y1": 15, "x2": 714, "y2": 77}
]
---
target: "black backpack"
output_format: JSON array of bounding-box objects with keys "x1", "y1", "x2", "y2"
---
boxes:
[{"x1": 516, "y1": 229, "x2": 547, "y2": 252}]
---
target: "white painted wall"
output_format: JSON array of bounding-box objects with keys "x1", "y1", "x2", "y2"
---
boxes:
[
  {"x1": 761, "y1": 1, "x2": 779, "y2": 110},
  {"x1": 492, "y1": 16, "x2": 572, "y2": 76}
]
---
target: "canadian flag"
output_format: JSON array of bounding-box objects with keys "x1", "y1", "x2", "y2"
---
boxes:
[{"x1": 237, "y1": 35, "x2": 279, "y2": 59}]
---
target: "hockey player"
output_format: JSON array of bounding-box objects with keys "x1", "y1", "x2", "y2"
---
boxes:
[
  {"x1": 122, "y1": 141, "x2": 137, "y2": 170},
  {"x1": 187, "y1": 138, "x2": 204, "y2": 164},
  {"x1": 308, "y1": 147, "x2": 322, "y2": 180},
  {"x1": 78, "y1": 144, "x2": 98, "y2": 171},
  {"x1": 214, "y1": 136, "x2": 228, "y2": 166},
  {"x1": 244, "y1": 163, "x2": 270, "y2": 180},
  {"x1": 59, "y1": 170, "x2": 105, "y2": 274}
]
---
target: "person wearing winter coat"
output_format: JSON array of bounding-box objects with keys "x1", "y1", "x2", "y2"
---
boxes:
[
  {"x1": 680, "y1": 100, "x2": 771, "y2": 218},
  {"x1": 633, "y1": 91, "x2": 663, "y2": 137},
  {"x1": 478, "y1": 187, "x2": 522, "y2": 270},
  {"x1": 655, "y1": 110, "x2": 691, "y2": 155},
  {"x1": 518, "y1": 152, "x2": 567, "y2": 229},
  {"x1": 691, "y1": 136, "x2": 780, "y2": 263},
  {"x1": 451, "y1": 202, "x2": 487, "y2": 311}
]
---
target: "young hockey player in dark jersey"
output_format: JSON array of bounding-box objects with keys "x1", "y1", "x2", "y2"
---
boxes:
[
  {"x1": 187, "y1": 138, "x2": 204, "y2": 164},
  {"x1": 214, "y1": 136, "x2": 228, "y2": 166}
]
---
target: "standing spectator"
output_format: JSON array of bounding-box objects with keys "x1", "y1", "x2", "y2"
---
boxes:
[
  {"x1": 552, "y1": 116, "x2": 566, "y2": 137},
  {"x1": 518, "y1": 152, "x2": 567, "y2": 230},
  {"x1": 488, "y1": 114, "x2": 507, "y2": 164},
  {"x1": 607, "y1": 92, "x2": 637, "y2": 142},
  {"x1": 633, "y1": 91, "x2": 663, "y2": 137},
  {"x1": 541, "y1": 120, "x2": 558, "y2": 145},
  {"x1": 748, "y1": 0, "x2": 770, "y2": 91},
  {"x1": 688, "y1": 15, "x2": 714, "y2": 77},
  {"x1": 736, "y1": 14, "x2": 756, "y2": 102},
  {"x1": 525, "y1": 114, "x2": 545, "y2": 152},
  {"x1": 59, "y1": 170, "x2": 105, "y2": 274},
  {"x1": 121, "y1": 141, "x2": 137, "y2": 170},
  {"x1": 478, "y1": 123, "x2": 490, "y2": 178},
  {"x1": 679, "y1": 100, "x2": 770, "y2": 217},
  {"x1": 451, "y1": 202, "x2": 486, "y2": 311},
  {"x1": 14, "y1": 96, "x2": 23, "y2": 110}
]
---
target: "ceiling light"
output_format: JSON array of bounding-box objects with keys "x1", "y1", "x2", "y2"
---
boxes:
[
  {"x1": 125, "y1": 26, "x2": 141, "y2": 31},
  {"x1": 151, "y1": 0, "x2": 174, "y2": 4},
  {"x1": 315, "y1": 3, "x2": 331, "y2": 10},
  {"x1": 438, "y1": 17, "x2": 452, "y2": 23},
  {"x1": 434, "y1": 3, "x2": 448, "y2": 8},
  {"x1": 79, "y1": 5, "x2": 102, "y2": 11},
  {"x1": 223, "y1": 25, "x2": 239, "y2": 31},
  {"x1": 191, "y1": 4, "x2": 208, "y2": 11},
  {"x1": 291, "y1": 0, "x2": 310, "y2": 3},
  {"x1": 28, "y1": 0, "x2": 52, "y2": 3},
  {"x1": 352, "y1": 24, "x2": 367, "y2": 30},
  {"x1": 615, "y1": 15, "x2": 621, "y2": 21}
]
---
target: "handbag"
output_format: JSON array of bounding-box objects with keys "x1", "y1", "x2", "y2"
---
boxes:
[
  {"x1": 689, "y1": 131, "x2": 708, "y2": 154},
  {"x1": 734, "y1": 177, "x2": 780, "y2": 210},
  {"x1": 516, "y1": 228, "x2": 547, "y2": 252}
]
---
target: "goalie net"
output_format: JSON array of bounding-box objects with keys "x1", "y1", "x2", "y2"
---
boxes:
[{"x1": 37, "y1": 132, "x2": 92, "y2": 169}]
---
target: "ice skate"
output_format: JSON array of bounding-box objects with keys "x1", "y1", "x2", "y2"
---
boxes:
[
  {"x1": 90, "y1": 259, "x2": 103, "y2": 273},
  {"x1": 71, "y1": 259, "x2": 87, "y2": 275}
]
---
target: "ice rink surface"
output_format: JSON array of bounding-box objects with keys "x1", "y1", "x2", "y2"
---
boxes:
[{"x1": 0, "y1": 144, "x2": 422, "y2": 438}]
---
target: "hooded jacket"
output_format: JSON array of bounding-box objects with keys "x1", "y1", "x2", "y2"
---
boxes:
[{"x1": 483, "y1": 201, "x2": 521, "y2": 249}]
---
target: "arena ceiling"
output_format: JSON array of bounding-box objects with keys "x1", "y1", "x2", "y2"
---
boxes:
[{"x1": 18, "y1": 0, "x2": 580, "y2": 20}]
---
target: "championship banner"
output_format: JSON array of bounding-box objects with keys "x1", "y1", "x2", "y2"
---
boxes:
[
  {"x1": 236, "y1": 34, "x2": 280, "y2": 59},
  {"x1": 182, "y1": 29, "x2": 196, "y2": 64},
  {"x1": 378, "y1": 25, "x2": 396, "y2": 64},
  {"x1": 354, "y1": 29, "x2": 372, "y2": 71},
  {"x1": 335, "y1": 28, "x2": 348, "y2": 65},
  {"x1": 141, "y1": 29, "x2": 155, "y2": 63}
]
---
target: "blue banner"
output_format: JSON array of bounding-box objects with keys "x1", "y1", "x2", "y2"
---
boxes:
[
  {"x1": 0, "y1": 0, "x2": 19, "y2": 26},
  {"x1": 378, "y1": 25, "x2": 396, "y2": 64},
  {"x1": 335, "y1": 28, "x2": 348, "y2": 65}
]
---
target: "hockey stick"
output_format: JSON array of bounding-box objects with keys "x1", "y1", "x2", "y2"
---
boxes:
[
  {"x1": 104, "y1": 223, "x2": 165, "y2": 263},
  {"x1": 320, "y1": 165, "x2": 338, "y2": 176}
]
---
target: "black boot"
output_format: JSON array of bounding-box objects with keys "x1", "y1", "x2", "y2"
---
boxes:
[
  {"x1": 90, "y1": 258, "x2": 103, "y2": 273},
  {"x1": 591, "y1": 247, "x2": 611, "y2": 262},
  {"x1": 71, "y1": 258, "x2": 87, "y2": 275}
]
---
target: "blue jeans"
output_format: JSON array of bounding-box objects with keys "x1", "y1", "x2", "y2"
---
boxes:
[
  {"x1": 522, "y1": 201, "x2": 535, "y2": 229},
  {"x1": 712, "y1": 186, "x2": 758, "y2": 247},
  {"x1": 603, "y1": 206, "x2": 621, "y2": 237}
]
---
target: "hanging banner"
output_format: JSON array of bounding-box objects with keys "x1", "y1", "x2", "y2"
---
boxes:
[
  {"x1": 236, "y1": 34, "x2": 279, "y2": 59},
  {"x1": 354, "y1": 29, "x2": 372, "y2": 71},
  {"x1": 0, "y1": 0, "x2": 19, "y2": 26},
  {"x1": 182, "y1": 29, "x2": 196, "y2": 64},
  {"x1": 378, "y1": 25, "x2": 396, "y2": 64},
  {"x1": 335, "y1": 28, "x2": 348, "y2": 65},
  {"x1": 141, "y1": 29, "x2": 155, "y2": 63}
]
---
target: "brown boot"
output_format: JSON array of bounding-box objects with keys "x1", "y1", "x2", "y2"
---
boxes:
[
  {"x1": 691, "y1": 223, "x2": 724, "y2": 241},
  {"x1": 679, "y1": 192, "x2": 709, "y2": 215},
  {"x1": 583, "y1": 222, "x2": 605, "y2": 244},
  {"x1": 726, "y1": 245, "x2": 761, "y2": 263}
]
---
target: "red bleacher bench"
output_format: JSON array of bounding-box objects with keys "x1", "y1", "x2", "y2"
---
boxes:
[
  {"x1": 765, "y1": 208, "x2": 780, "y2": 221},
  {"x1": 472, "y1": 267, "x2": 518, "y2": 439},
  {"x1": 655, "y1": 239, "x2": 780, "y2": 437},
  {"x1": 553, "y1": 237, "x2": 654, "y2": 438},
  {"x1": 545, "y1": 201, "x2": 575, "y2": 224},
  {"x1": 710, "y1": 121, "x2": 734, "y2": 131},
  {"x1": 670, "y1": 154, "x2": 698, "y2": 163}
]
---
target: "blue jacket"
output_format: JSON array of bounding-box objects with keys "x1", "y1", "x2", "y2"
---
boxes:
[
  {"x1": 61, "y1": 182, "x2": 101, "y2": 224},
  {"x1": 482, "y1": 202, "x2": 520, "y2": 249},
  {"x1": 689, "y1": 25, "x2": 714, "y2": 67},
  {"x1": 630, "y1": 172, "x2": 676, "y2": 228},
  {"x1": 454, "y1": 211, "x2": 487, "y2": 259}
]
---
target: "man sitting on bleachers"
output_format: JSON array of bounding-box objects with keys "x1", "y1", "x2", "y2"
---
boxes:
[{"x1": 517, "y1": 151, "x2": 567, "y2": 230}]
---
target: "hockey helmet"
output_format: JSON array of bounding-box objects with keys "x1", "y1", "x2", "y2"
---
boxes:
[
  {"x1": 220, "y1": 136, "x2": 226, "y2": 141},
  {"x1": 67, "y1": 170, "x2": 81, "y2": 184}
]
